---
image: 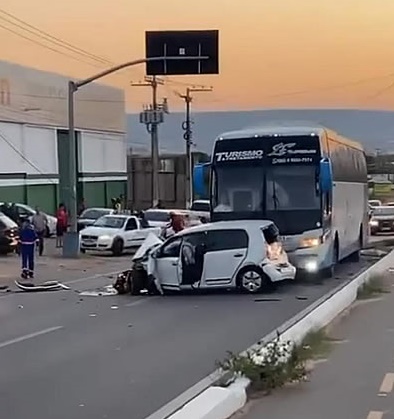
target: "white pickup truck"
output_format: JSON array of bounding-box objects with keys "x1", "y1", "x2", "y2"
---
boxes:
[{"x1": 79, "y1": 214, "x2": 161, "y2": 256}]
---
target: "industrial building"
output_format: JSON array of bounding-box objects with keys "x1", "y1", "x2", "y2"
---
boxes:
[{"x1": 0, "y1": 60, "x2": 127, "y2": 213}]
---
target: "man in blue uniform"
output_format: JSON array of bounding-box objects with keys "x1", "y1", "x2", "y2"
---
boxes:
[{"x1": 19, "y1": 219, "x2": 37, "y2": 279}]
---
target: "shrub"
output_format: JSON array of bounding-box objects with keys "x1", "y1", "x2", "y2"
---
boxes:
[{"x1": 218, "y1": 338, "x2": 307, "y2": 393}]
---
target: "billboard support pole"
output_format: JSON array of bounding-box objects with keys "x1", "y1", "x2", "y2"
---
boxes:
[{"x1": 62, "y1": 55, "x2": 209, "y2": 258}]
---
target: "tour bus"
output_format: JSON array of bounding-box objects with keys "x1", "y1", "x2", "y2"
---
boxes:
[{"x1": 193, "y1": 124, "x2": 369, "y2": 276}]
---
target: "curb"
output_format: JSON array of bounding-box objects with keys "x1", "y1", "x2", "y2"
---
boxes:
[{"x1": 165, "y1": 250, "x2": 394, "y2": 419}]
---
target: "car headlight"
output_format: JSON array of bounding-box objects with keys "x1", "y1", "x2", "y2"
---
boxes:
[
  {"x1": 369, "y1": 220, "x2": 378, "y2": 226},
  {"x1": 299, "y1": 237, "x2": 321, "y2": 248}
]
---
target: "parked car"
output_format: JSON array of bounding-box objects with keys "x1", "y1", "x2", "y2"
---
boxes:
[
  {"x1": 369, "y1": 206, "x2": 394, "y2": 235},
  {"x1": 77, "y1": 207, "x2": 115, "y2": 231},
  {"x1": 0, "y1": 212, "x2": 19, "y2": 255},
  {"x1": 0, "y1": 202, "x2": 56, "y2": 237},
  {"x1": 189, "y1": 199, "x2": 210, "y2": 221},
  {"x1": 79, "y1": 214, "x2": 161, "y2": 256},
  {"x1": 368, "y1": 199, "x2": 382, "y2": 208},
  {"x1": 144, "y1": 209, "x2": 201, "y2": 230},
  {"x1": 116, "y1": 220, "x2": 296, "y2": 295}
]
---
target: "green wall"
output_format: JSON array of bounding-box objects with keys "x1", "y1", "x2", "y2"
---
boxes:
[
  {"x1": 0, "y1": 180, "x2": 126, "y2": 214},
  {"x1": 0, "y1": 185, "x2": 26, "y2": 204}
]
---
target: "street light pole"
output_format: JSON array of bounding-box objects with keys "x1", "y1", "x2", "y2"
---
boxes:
[{"x1": 63, "y1": 55, "x2": 209, "y2": 258}]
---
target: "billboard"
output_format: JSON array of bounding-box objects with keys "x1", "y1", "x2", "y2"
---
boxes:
[{"x1": 0, "y1": 60, "x2": 125, "y2": 133}]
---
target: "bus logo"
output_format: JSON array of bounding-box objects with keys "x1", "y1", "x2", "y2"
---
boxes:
[
  {"x1": 267, "y1": 142, "x2": 296, "y2": 157},
  {"x1": 268, "y1": 142, "x2": 317, "y2": 157},
  {"x1": 215, "y1": 150, "x2": 264, "y2": 162}
]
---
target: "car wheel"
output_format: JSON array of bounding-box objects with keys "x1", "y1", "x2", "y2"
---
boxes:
[
  {"x1": 111, "y1": 238, "x2": 124, "y2": 256},
  {"x1": 130, "y1": 266, "x2": 146, "y2": 295},
  {"x1": 237, "y1": 266, "x2": 270, "y2": 294}
]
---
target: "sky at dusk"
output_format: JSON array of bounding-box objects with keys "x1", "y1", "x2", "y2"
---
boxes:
[{"x1": 2, "y1": 0, "x2": 394, "y2": 112}]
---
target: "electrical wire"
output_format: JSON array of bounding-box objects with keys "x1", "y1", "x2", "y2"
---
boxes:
[
  {"x1": 8, "y1": 91, "x2": 124, "y2": 103},
  {"x1": 0, "y1": 22, "x2": 105, "y2": 69},
  {"x1": 0, "y1": 12, "x2": 110, "y2": 66},
  {"x1": 0, "y1": 129, "x2": 56, "y2": 184}
]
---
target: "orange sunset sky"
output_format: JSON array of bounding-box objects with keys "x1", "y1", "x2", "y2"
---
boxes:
[{"x1": 2, "y1": 0, "x2": 394, "y2": 112}]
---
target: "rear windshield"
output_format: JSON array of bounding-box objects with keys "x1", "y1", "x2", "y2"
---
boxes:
[
  {"x1": 144, "y1": 211, "x2": 171, "y2": 222},
  {"x1": 373, "y1": 207, "x2": 394, "y2": 216},
  {"x1": 190, "y1": 201, "x2": 210, "y2": 212}
]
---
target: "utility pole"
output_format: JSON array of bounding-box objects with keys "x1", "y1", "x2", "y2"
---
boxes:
[
  {"x1": 132, "y1": 76, "x2": 168, "y2": 208},
  {"x1": 179, "y1": 86, "x2": 212, "y2": 208}
]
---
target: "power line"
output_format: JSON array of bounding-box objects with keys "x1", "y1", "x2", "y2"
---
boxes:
[
  {"x1": 0, "y1": 129, "x2": 56, "y2": 183},
  {"x1": 265, "y1": 72, "x2": 394, "y2": 99},
  {"x1": 0, "y1": 11, "x2": 110, "y2": 65},
  {"x1": 0, "y1": 22, "x2": 105, "y2": 69},
  {"x1": 7, "y1": 91, "x2": 124, "y2": 103}
]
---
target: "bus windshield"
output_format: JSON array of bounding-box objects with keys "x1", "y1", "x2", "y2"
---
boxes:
[
  {"x1": 266, "y1": 166, "x2": 320, "y2": 211},
  {"x1": 212, "y1": 165, "x2": 319, "y2": 212}
]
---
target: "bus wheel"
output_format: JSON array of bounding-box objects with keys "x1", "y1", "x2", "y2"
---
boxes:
[
  {"x1": 323, "y1": 240, "x2": 339, "y2": 278},
  {"x1": 349, "y1": 227, "x2": 362, "y2": 262}
]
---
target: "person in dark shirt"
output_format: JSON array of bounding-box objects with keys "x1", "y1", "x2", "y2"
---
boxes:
[{"x1": 19, "y1": 219, "x2": 37, "y2": 279}]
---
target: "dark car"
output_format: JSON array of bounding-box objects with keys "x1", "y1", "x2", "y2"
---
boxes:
[
  {"x1": 369, "y1": 206, "x2": 394, "y2": 235},
  {"x1": 77, "y1": 208, "x2": 114, "y2": 232},
  {"x1": 0, "y1": 212, "x2": 19, "y2": 255}
]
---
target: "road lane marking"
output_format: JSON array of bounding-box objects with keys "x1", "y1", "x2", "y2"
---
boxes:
[
  {"x1": 379, "y1": 373, "x2": 394, "y2": 393},
  {"x1": 367, "y1": 412, "x2": 384, "y2": 419},
  {"x1": 0, "y1": 326, "x2": 63, "y2": 349}
]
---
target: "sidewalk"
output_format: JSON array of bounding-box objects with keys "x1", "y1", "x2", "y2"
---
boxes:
[
  {"x1": 237, "y1": 273, "x2": 394, "y2": 419},
  {"x1": 0, "y1": 239, "x2": 131, "y2": 286}
]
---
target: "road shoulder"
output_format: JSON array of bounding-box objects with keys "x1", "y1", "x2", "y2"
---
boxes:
[{"x1": 237, "y1": 272, "x2": 394, "y2": 419}]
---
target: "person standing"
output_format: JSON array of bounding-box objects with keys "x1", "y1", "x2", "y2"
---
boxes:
[
  {"x1": 32, "y1": 206, "x2": 47, "y2": 256},
  {"x1": 56, "y1": 203, "x2": 68, "y2": 248},
  {"x1": 19, "y1": 219, "x2": 37, "y2": 279}
]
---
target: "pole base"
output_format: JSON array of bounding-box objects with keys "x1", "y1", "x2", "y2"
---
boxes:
[{"x1": 62, "y1": 232, "x2": 80, "y2": 258}]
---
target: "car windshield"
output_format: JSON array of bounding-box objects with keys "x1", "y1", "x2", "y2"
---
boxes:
[
  {"x1": 93, "y1": 216, "x2": 126, "y2": 228},
  {"x1": 266, "y1": 165, "x2": 320, "y2": 210},
  {"x1": 80, "y1": 209, "x2": 111, "y2": 219},
  {"x1": 144, "y1": 211, "x2": 171, "y2": 222},
  {"x1": 191, "y1": 201, "x2": 210, "y2": 212},
  {"x1": 373, "y1": 207, "x2": 394, "y2": 216}
]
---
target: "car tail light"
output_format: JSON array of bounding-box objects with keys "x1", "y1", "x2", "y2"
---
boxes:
[{"x1": 266, "y1": 242, "x2": 282, "y2": 260}]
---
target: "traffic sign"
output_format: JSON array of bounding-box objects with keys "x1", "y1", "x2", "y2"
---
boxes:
[{"x1": 145, "y1": 30, "x2": 219, "y2": 76}]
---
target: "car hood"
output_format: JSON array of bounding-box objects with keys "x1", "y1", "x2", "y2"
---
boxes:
[
  {"x1": 78, "y1": 218, "x2": 96, "y2": 225},
  {"x1": 80, "y1": 226, "x2": 120, "y2": 236},
  {"x1": 132, "y1": 233, "x2": 163, "y2": 261}
]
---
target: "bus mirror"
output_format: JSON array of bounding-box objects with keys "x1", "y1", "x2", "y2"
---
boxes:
[
  {"x1": 193, "y1": 163, "x2": 210, "y2": 197},
  {"x1": 320, "y1": 158, "x2": 333, "y2": 193}
]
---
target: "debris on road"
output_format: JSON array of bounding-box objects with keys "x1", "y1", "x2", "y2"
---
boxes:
[{"x1": 79, "y1": 285, "x2": 118, "y2": 297}]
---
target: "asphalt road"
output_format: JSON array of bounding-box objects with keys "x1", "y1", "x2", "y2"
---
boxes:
[
  {"x1": 240, "y1": 271, "x2": 394, "y2": 419},
  {"x1": 0, "y1": 253, "x2": 378, "y2": 419}
]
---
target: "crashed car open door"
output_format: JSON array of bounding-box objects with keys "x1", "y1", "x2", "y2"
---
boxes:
[{"x1": 153, "y1": 236, "x2": 183, "y2": 290}]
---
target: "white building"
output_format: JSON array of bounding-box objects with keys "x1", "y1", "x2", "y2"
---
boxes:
[{"x1": 0, "y1": 60, "x2": 127, "y2": 213}]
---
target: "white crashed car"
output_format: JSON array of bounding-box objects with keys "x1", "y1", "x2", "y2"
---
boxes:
[{"x1": 116, "y1": 220, "x2": 296, "y2": 295}]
